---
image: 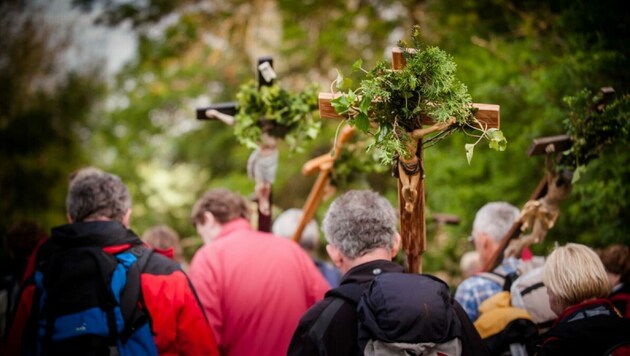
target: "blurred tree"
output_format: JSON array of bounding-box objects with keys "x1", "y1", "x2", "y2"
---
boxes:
[
  {"x1": 66, "y1": 0, "x2": 628, "y2": 274},
  {"x1": 0, "y1": 2, "x2": 106, "y2": 232}
]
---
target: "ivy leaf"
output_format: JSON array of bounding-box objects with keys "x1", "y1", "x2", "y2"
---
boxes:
[
  {"x1": 486, "y1": 128, "x2": 507, "y2": 151},
  {"x1": 335, "y1": 70, "x2": 353, "y2": 90},
  {"x1": 465, "y1": 143, "x2": 475, "y2": 164},
  {"x1": 331, "y1": 94, "x2": 351, "y2": 114},
  {"x1": 352, "y1": 59, "x2": 363, "y2": 73},
  {"x1": 359, "y1": 94, "x2": 372, "y2": 115},
  {"x1": 355, "y1": 112, "x2": 370, "y2": 132},
  {"x1": 572, "y1": 165, "x2": 587, "y2": 184}
]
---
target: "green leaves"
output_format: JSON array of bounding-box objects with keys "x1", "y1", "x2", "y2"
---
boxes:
[
  {"x1": 329, "y1": 28, "x2": 507, "y2": 165},
  {"x1": 465, "y1": 143, "x2": 475, "y2": 165},
  {"x1": 233, "y1": 81, "x2": 321, "y2": 152}
]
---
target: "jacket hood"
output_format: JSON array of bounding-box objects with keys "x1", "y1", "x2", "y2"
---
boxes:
[{"x1": 357, "y1": 272, "x2": 462, "y2": 346}]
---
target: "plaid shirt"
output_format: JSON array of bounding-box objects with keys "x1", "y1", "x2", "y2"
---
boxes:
[{"x1": 454, "y1": 257, "x2": 520, "y2": 322}]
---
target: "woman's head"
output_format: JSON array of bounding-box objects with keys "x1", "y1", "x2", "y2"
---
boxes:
[{"x1": 543, "y1": 243, "x2": 611, "y2": 315}]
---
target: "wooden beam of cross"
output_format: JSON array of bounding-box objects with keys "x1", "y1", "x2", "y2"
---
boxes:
[
  {"x1": 482, "y1": 134, "x2": 571, "y2": 272},
  {"x1": 482, "y1": 86, "x2": 616, "y2": 272},
  {"x1": 195, "y1": 57, "x2": 276, "y2": 232},
  {"x1": 319, "y1": 47, "x2": 500, "y2": 273},
  {"x1": 292, "y1": 126, "x2": 356, "y2": 242}
]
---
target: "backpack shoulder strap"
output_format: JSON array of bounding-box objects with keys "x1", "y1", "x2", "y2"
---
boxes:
[
  {"x1": 308, "y1": 283, "x2": 365, "y2": 355},
  {"x1": 478, "y1": 271, "x2": 519, "y2": 291},
  {"x1": 119, "y1": 246, "x2": 154, "y2": 341}
]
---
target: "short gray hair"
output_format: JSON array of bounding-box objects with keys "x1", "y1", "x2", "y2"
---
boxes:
[
  {"x1": 66, "y1": 167, "x2": 131, "y2": 223},
  {"x1": 323, "y1": 190, "x2": 397, "y2": 259},
  {"x1": 272, "y1": 208, "x2": 319, "y2": 251},
  {"x1": 472, "y1": 202, "x2": 520, "y2": 243}
]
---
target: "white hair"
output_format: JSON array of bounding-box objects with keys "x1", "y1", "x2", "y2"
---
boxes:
[
  {"x1": 272, "y1": 208, "x2": 319, "y2": 251},
  {"x1": 472, "y1": 202, "x2": 520, "y2": 243}
]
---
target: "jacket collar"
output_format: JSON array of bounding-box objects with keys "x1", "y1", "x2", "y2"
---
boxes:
[
  {"x1": 215, "y1": 218, "x2": 252, "y2": 241},
  {"x1": 554, "y1": 298, "x2": 619, "y2": 327},
  {"x1": 51, "y1": 220, "x2": 142, "y2": 248},
  {"x1": 341, "y1": 260, "x2": 405, "y2": 286}
]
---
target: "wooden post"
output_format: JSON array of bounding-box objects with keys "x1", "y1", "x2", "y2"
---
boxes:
[
  {"x1": 318, "y1": 48, "x2": 500, "y2": 273},
  {"x1": 196, "y1": 57, "x2": 275, "y2": 232}
]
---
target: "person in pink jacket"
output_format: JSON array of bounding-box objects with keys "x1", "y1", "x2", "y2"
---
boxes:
[{"x1": 188, "y1": 188, "x2": 330, "y2": 356}]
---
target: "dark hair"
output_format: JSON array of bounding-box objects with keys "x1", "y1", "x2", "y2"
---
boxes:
[{"x1": 191, "y1": 188, "x2": 250, "y2": 225}]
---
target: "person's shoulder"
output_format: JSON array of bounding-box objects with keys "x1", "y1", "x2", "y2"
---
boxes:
[
  {"x1": 457, "y1": 274, "x2": 494, "y2": 292},
  {"x1": 142, "y1": 247, "x2": 182, "y2": 275}
]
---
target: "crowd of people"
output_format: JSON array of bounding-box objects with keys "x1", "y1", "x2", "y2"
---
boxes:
[{"x1": 0, "y1": 166, "x2": 629, "y2": 355}]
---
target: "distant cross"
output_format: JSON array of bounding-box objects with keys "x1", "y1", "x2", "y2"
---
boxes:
[
  {"x1": 196, "y1": 57, "x2": 276, "y2": 232},
  {"x1": 292, "y1": 126, "x2": 355, "y2": 242},
  {"x1": 483, "y1": 86, "x2": 616, "y2": 272},
  {"x1": 319, "y1": 47, "x2": 500, "y2": 273}
]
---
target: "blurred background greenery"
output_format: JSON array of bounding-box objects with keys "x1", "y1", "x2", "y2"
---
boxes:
[{"x1": 1, "y1": 0, "x2": 628, "y2": 282}]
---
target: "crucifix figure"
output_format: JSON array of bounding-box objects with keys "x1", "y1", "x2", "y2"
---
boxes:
[
  {"x1": 319, "y1": 47, "x2": 500, "y2": 273},
  {"x1": 196, "y1": 57, "x2": 276, "y2": 232}
]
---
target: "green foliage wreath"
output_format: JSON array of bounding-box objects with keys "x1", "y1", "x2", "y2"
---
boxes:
[
  {"x1": 233, "y1": 81, "x2": 321, "y2": 152},
  {"x1": 330, "y1": 27, "x2": 506, "y2": 165}
]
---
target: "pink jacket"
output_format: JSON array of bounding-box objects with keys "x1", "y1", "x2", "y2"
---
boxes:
[{"x1": 188, "y1": 219, "x2": 330, "y2": 356}]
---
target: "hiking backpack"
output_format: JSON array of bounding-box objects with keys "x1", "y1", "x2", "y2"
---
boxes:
[
  {"x1": 474, "y1": 265, "x2": 556, "y2": 355},
  {"x1": 309, "y1": 272, "x2": 464, "y2": 356},
  {"x1": 28, "y1": 243, "x2": 158, "y2": 356}
]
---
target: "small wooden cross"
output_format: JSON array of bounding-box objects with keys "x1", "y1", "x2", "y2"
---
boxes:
[
  {"x1": 196, "y1": 56, "x2": 275, "y2": 232},
  {"x1": 319, "y1": 48, "x2": 500, "y2": 273},
  {"x1": 292, "y1": 126, "x2": 355, "y2": 242}
]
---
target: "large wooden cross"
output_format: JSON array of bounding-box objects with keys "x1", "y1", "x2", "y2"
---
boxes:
[
  {"x1": 319, "y1": 47, "x2": 500, "y2": 273},
  {"x1": 196, "y1": 56, "x2": 275, "y2": 232}
]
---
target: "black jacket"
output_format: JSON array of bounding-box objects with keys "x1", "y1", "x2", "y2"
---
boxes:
[
  {"x1": 288, "y1": 260, "x2": 489, "y2": 356},
  {"x1": 536, "y1": 299, "x2": 630, "y2": 355}
]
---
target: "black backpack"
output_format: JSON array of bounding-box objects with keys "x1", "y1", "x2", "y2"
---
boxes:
[
  {"x1": 309, "y1": 272, "x2": 464, "y2": 356},
  {"x1": 27, "y1": 243, "x2": 158, "y2": 355}
]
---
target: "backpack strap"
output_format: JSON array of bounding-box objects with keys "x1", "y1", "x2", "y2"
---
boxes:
[
  {"x1": 308, "y1": 283, "x2": 365, "y2": 355},
  {"x1": 478, "y1": 271, "x2": 519, "y2": 291},
  {"x1": 119, "y1": 246, "x2": 154, "y2": 342}
]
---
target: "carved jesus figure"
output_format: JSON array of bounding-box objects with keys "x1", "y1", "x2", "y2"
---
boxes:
[{"x1": 247, "y1": 133, "x2": 278, "y2": 215}]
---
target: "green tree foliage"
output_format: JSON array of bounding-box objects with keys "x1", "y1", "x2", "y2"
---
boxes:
[
  {"x1": 0, "y1": 2, "x2": 106, "y2": 233},
  {"x1": 28, "y1": 0, "x2": 626, "y2": 275}
]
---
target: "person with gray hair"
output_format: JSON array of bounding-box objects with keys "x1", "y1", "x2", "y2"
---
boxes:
[
  {"x1": 273, "y1": 208, "x2": 342, "y2": 286},
  {"x1": 288, "y1": 190, "x2": 403, "y2": 355},
  {"x1": 289, "y1": 190, "x2": 488, "y2": 356},
  {"x1": 6, "y1": 167, "x2": 219, "y2": 355},
  {"x1": 455, "y1": 201, "x2": 521, "y2": 321}
]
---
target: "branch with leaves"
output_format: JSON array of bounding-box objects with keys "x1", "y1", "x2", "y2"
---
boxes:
[
  {"x1": 233, "y1": 81, "x2": 321, "y2": 152},
  {"x1": 329, "y1": 28, "x2": 506, "y2": 165}
]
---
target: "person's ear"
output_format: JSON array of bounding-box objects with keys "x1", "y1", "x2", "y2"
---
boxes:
[
  {"x1": 391, "y1": 232, "x2": 401, "y2": 258},
  {"x1": 326, "y1": 244, "x2": 343, "y2": 269},
  {"x1": 122, "y1": 209, "x2": 132, "y2": 228}
]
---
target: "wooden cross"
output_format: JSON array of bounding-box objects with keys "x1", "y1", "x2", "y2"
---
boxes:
[
  {"x1": 196, "y1": 56, "x2": 275, "y2": 232},
  {"x1": 319, "y1": 48, "x2": 500, "y2": 273},
  {"x1": 483, "y1": 86, "x2": 616, "y2": 272},
  {"x1": 292, "y1": 126, "x2": 355, "y2": 242}
]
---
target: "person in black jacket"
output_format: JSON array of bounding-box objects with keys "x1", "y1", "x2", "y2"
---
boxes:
[
  {"x1": 288, "y1": 189, "x2": 489, "y2": 356},
  {"x1": 537, "y1": 243, "x2": 630, "y2": 355}
]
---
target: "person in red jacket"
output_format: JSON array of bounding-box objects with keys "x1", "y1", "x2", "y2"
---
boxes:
[
  {"x1": 188, "y1": 188, "x2": 330, "y2": 356},
  {"x1": 6, "y1": 167, "x2": 219, "y2": 356}
]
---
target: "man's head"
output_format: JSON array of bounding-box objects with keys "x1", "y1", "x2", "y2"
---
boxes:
[
  {"x1": 470, "y1": 202, "x2": 520, "y2": 266},
  {"x1": 272, "y1": 208, "x2": 319, "y2": 252},
  {"x1": 543, "y1": 243, "x2": 611, "y2": 316},
  {"x1": 191, "y1": 188, "x2": 250, "y2": 243},
  {"x1": 323, "y1": 190, "x2": 400, "y2": 272},
  {"x1": 66, "y1": 167, "x2": 132, "y2": 226}
]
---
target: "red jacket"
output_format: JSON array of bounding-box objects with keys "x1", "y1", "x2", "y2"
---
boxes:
[{"x1": 6, "y1": 221, "x2": 219, "y2": 356}]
